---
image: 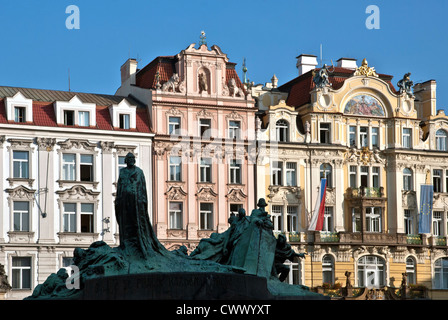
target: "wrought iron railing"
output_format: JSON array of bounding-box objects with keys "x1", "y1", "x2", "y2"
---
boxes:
[{"x1": 406, "y1": 234, "x2": 422, "y2": 245}]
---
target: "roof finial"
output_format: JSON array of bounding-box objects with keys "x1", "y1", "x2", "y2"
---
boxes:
[
  {"x1": 242, "y1": 57, "x2": 248, "y2": 84},
  {"x1": 199, "y1": 31, "x2": 207, "y2": 47}
]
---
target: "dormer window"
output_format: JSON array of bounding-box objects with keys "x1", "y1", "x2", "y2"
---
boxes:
[
  {"x1": 54, "y1": 96, "x2": 96, "y2": 127},
  {"x1": 79, "y1": 111, "x2": 90, "y2": 127},
  {"x1": 119, "y1": 114, "x2": 130, "y2": 129},
  {"x1": 64, "y1": 110, "x2": 75, "y2": 125},
  {"x1": 14, "y1": 107, "x2": 26, "y2": 123},
  {"x1": 109, "y1": 99, "x2": 137, "y2": 130},
  {"x1": 6, "y1": 92, "x2": 33, "y2": 123}
]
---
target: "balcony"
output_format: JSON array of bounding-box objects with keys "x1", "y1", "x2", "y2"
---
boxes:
[{"x1": 346, "y1": 187, "x2": 384, "y2": 198}]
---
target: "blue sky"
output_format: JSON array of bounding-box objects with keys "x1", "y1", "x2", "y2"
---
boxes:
[{"x1": 0, "y1": 0, "x2": 447, "y2": 111}]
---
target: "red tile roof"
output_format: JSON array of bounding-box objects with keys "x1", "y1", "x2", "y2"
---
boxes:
[{"x1": 279, "y1": 67, "x2": 398, "y2": 108}]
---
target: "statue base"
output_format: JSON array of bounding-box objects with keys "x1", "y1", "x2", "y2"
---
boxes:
[{"x1": 80, "y1": 272, "x2": 326, "y2": 300}]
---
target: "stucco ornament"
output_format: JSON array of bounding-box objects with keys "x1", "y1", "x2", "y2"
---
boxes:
[{"x1": 354, "y1": 58, "x2": 379, "y2": 77}]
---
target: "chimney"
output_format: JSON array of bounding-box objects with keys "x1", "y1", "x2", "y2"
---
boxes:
[
  {"x1": 120, "y1": 58, "x2": 138, "y2": 85},
  {"x1": 336, "y1": 57, "x2": 358, "y2": 69},
  {"x1": 296, "y1": 54, "x2": 318, "y2": 76},
  {"x1": 414, "y1": 80, "x2": 437, "y2": 119}
]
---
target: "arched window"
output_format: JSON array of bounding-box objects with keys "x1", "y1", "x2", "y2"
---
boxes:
[
  {"x1": 357, "y1": 255, "x2": 385, "y2": 288},
  {"x1": 403, "y1": 168, "x2": 413, "y2": 191},
  {"x1": 406, "y1": 257, "x2": 416, "y2": 285},
  {"x1": 322, "y1": 254, "x2": 334, "y2": 285},
  {"x1": 320, "y1": 163, "x2": 333, "y2": 187},
  {"x1": 276, "y1": 119, "x2": 289, "y2": 142},
  {"x1": 436, "y1": 129, "x2": 447, "y2": 151},
  {"x1": 434, "y1": 257, "x2": 448, "y2": 289}
]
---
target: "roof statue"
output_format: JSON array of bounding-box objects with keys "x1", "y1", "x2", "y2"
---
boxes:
[
  {"x1": 354, "y1": 58, "x2": 379, "y2": 77},
  {"x1": 312, "y1": 63, "x2": 333, "y2": 88},
  {"x1": 199, "y1": 30, "x2": 207, "y2": 47},
  {"x1": 25, "y1": 156, "x2": 324, "y2": 300},
  {"x1": 397, "y1": 72, "x2": 414, "y2": 95}
]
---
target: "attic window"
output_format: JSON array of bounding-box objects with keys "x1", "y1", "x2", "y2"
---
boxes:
[
  {"x1": 119, "y1": 114, "x2": 130, "y2": 129},
  {"x1": 14, "y1": 107, "x2": 26, "y2": 123},
  {"x1": 64, "y1": 110, "x2": 75, "y2": 126}
]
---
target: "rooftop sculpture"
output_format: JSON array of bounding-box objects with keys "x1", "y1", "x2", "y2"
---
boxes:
[{"x1": 26, "y1": 153, "x2": 323, "y2": 300}]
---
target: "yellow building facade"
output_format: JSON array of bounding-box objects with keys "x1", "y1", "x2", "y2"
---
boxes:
[{"x1": 250, "y1": 57, "x2": 448, "y2": 299}]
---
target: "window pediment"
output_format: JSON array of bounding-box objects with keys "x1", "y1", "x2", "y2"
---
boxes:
[{"x1": 5, "y1": 91, "x2": 33, "y2": 123}]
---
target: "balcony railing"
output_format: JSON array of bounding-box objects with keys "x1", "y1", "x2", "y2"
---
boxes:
[
  {"x1": 347, "y1": 187, "x2": 384, "y2": 198},
  {"x1": 320, "y1": 232, "x2": 340, "y2": 242},
  {"x1": 406, "y1": 234, "x2": 422, "y2": 245}
]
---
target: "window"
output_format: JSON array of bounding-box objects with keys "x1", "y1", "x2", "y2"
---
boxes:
[
  {"x1": 271, "y1": 205, "x2": 282, "y2": 232},
  {"x1": 286, "y1": 162, "x2": 297, "y2": 186},
  {"x1": 320, "y1": 163, "x2": 332, "y2": 187},
  {"x1": 360, "y1": 166, "x2": 368, "y2": 187},
  {"x1": 320, "y1": 123, "x2": 331, "y2": 144},
  {"x1": 64, "y1": 110, "x2": 75, "y2": 126},
  {"x1": 272, "y1": 161, "x2": 283, "y2": 186},
  {"x1": 118, "y1": 156, "x2": 126, "y2": 173},
  {"x1": 372, "y1": 167, "x2": 380, "y2": 188},
  {"x1": 14, "y1": 106, "x2": 26, "y2": 122},
  {"x1": 199, "y1": 158, "x2": 212, "y2": 183},
  {"x1": 229, "y1": 203, "x2": 243, "y2": 217},
  {"x1": 283, "y1": 259, "x2": 301, "y2": 285},
  {"x1": 359, "y1": 127, "x2": 368, "y2": 147},
  {"x1": 287, "y1": 206, "x2": 298, "y2": 232},
  {"x1": 169, "y1": 202, "x2": 183, "y2": 229},
  {"x1": 357, "y1": 256, "x2": 385, "y2": 288},
  {"x1": 403, "y1": 128, "x2": 412, "y2": 148},
  {"x1": 371, "y1": 127, "x2": 379, "y2": 148},
  {"x1": 403, "y1": 168, "x2": 413, "y2": 191},
  {"x1": 349, "y1": 166, "x2": 357, "y2": 188},
  {"x1": 434, "y1": 258, "x2": 448, "y2": 289},
  {"x1": 13, "y1": 201, "x2": 30, "y2": 232},
  {"x1": 199, "y1": 203, "x2": 213, "y2": 230},
  {"x1": 366, "y1": 207, "x2": 381, "y2": 232},
  {"x1": 199, "y1": 119, "x2": 211, "y2": 138},
  {"x1": 62, "y1": 154, "x2": 76, "y2": 181},
  {"x1": 436, "y1": 129, "x2": 447, "y2": 151},
  {"x1": 228, "y1": 120, "x2": 241, "y2": 139},
  {"x1": 349, "y1": 126, "x2": 356, "y2": 147},
  {"x1": 433, "y1": 211, "x2": 443, "y2": 236},
  {"x1": 323, "y1": 207, "x2": 333, "y2": 232},
  {"x1": 406, "y1": 257, "x2": 416, "y2": 285},
  {"x1": 168, "y1": 116, "x2": 181, "y2": 135},
  {"x1": 12, "y1": 257, "x2": 32, "y2": 289},
  {"x1": 169, "y1": 156, "x2": 182, "y2": 181},
  {"x1": 433, "y1": 169, "x2": 442, "y2": 193},
  {"x1": 13, "y1": 151, "x2": 29, "y2": 179},
  {"x1": 119, "y1": 114, "x2": 130, "y2": 129},
  {"x1": 404, "y1": 209, "x2": 414, "y2": 235},
  {"x1": 229, "y1": 160, "x2": 241, "y2": 184},
  {"x1": 63, "y1": 203, "x2": 77, "y2": 232},
  {"x1": 322, "y1": 255, "x2": 334, "y2": 285},
  {"x1": 78, "y1": 111, "x2": 90, "y2": 127},
  {"x1": 80, "y1": 203, "x2": 94, "y2": 233},
  {"x1": 352, "y1": 208, "x2": 361, "y2": 232},
  {"x1": 276, "y1": 120, "x2": 289, "y2": 142},
  {"x1": 80, "y1": 155, "x2": 93, "y2": 182}
]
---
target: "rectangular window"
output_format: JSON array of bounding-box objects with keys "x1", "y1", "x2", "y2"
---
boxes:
[
  {"x1": 13, "y1": 150, "x2": 29, "y2": 179},
  {"x1": 63, "y1": 203, "x2": 77, "y2": 232},
  {"x1": 229, "y1": 203, "x2": 242, "y2": 217},
  {"x1": 287, "y1": 206, "x2": 298, "y2": 232},
  {"x1": 359, "y1": 127, "x2": 368, "y2": 147},
  {"x1": 80, "y1": 154, "x2": 93, "y2": 182},
  {"x1": 320, "y1": 123, "x2": 331, "y2": 144},
  {"x1": 403, "y1": 128, "x2": 412, "y2": 148},
  {"x1": 352, "y1": 207, "x2": 361, "y2": 232},
  {"x1": 433, "y1": 169, "x2": 442, "y2": 193},
  {"x1": 404, "y1": 209, "x2": 413, "y2": 235},
  {"x1": 349, "y1": 166, "x2": 357, "y2": 188},
  {"x1": 229, "y1": 160, "x2": 241, "y2": 184},
  {"x1": 349, "y1": 126, "x2": 356, "y2": 147},
  {"x1": 13, "y1": 201, "x2": 29, "y2": 231},
  {"x1": 168, "y1": 116, "x2": 181, "y2": 135},
  {"x1": 169, "y1": 156, "x2": 182, "y2": 181},
  {"x1": 199, "y1": 158, "x2": 212, "y2": 183},
  {"x1": 272, "y1": 161, "x2": 283, "y2": 186},
  {"x1": 323, "y1": 207, "x2": 333, "y2": 232},
  {"x1": 199, "y1": 203, "x2": 213, "y2": 230},
  {"x1": 403, "y1": 168, "x2": 413, "y2": 191},
  {"x1": 80, "y1": 203, "x2": 94, "y2": 233},
  {"x1": 366, "y1": 207, "x2": 381, "y2": 232},
  {"x1": 228, "y1": 120, "x2": 241, "y2": 139},
  {"x1": 118, "y1": 156, "x2": 126, "y2": 173},
  {"x1": 433, "y1": 211, "x2": 443, "y2": 236},
  {"x1": 271, "y1": 205, "x2": 283, "y2": 232},
  {"x1": 78, "y1": 111, "x2": 90, "y2": 127},
  {"x1": 12, "y1": 257, "x2": 31, "y2": 289},
  {"x1": 64, "y1": 110, "x2": 75, "y2": 126},
  {"x1": 286, "y1": 162, "x2": 297, "y2": 186},
  {"x1": 360, "y1": 166, "x2": 369, "y2": 187},
  {"x1": 199, "y1": 119, "x2": 211, "y2": 138},
  {"x1": 372, "y1": 167, "x2": 380, "y2": 188},
  {"x1": 14, "y1": 106, "x2": 26, "y2": 122},
  {"x1": 119, "y1": 114, "x2": 130, "y2": 129},
  {"x1": 169, "y1": 202, "x2": 183, "y2": 229},
  {"x1": 62, "y1": 154, "x2": 76, "y2": 181},
  {"x1": 372, "y1": 127, "x2": 379, "y2": 148}
]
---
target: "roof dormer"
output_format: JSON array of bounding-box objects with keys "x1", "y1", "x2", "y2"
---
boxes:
[
  {"x1": 5, "y1": 91, "x2": 33, "y2": 123},
  {"x1": 54, "y1": 95, "x2": 96, "y2": 127},
  {"x1": 108, "y1": 99, "x2": 137, "y2": 129}
]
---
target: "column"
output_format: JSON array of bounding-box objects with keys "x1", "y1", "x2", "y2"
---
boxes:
[{"x1": 99, "y1": 141, "x2": 115, "y2": 244}]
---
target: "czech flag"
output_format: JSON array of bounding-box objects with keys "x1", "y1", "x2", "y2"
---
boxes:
[{"x1": 308, "y1": 178, "x2": 327, "y2": 231}]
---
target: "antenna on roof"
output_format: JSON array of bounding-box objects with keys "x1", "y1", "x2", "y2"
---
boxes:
[
  {"x1": 320, "y1": 44, "x2": 323, "y2": 67},
  {"x1": 68, "y1": 68, "x2": 71, "y2": 92}
]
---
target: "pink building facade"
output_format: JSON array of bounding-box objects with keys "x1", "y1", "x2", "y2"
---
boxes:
[{"x1": 117, "y1": 43, "x2": 257, "y2": 251}]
